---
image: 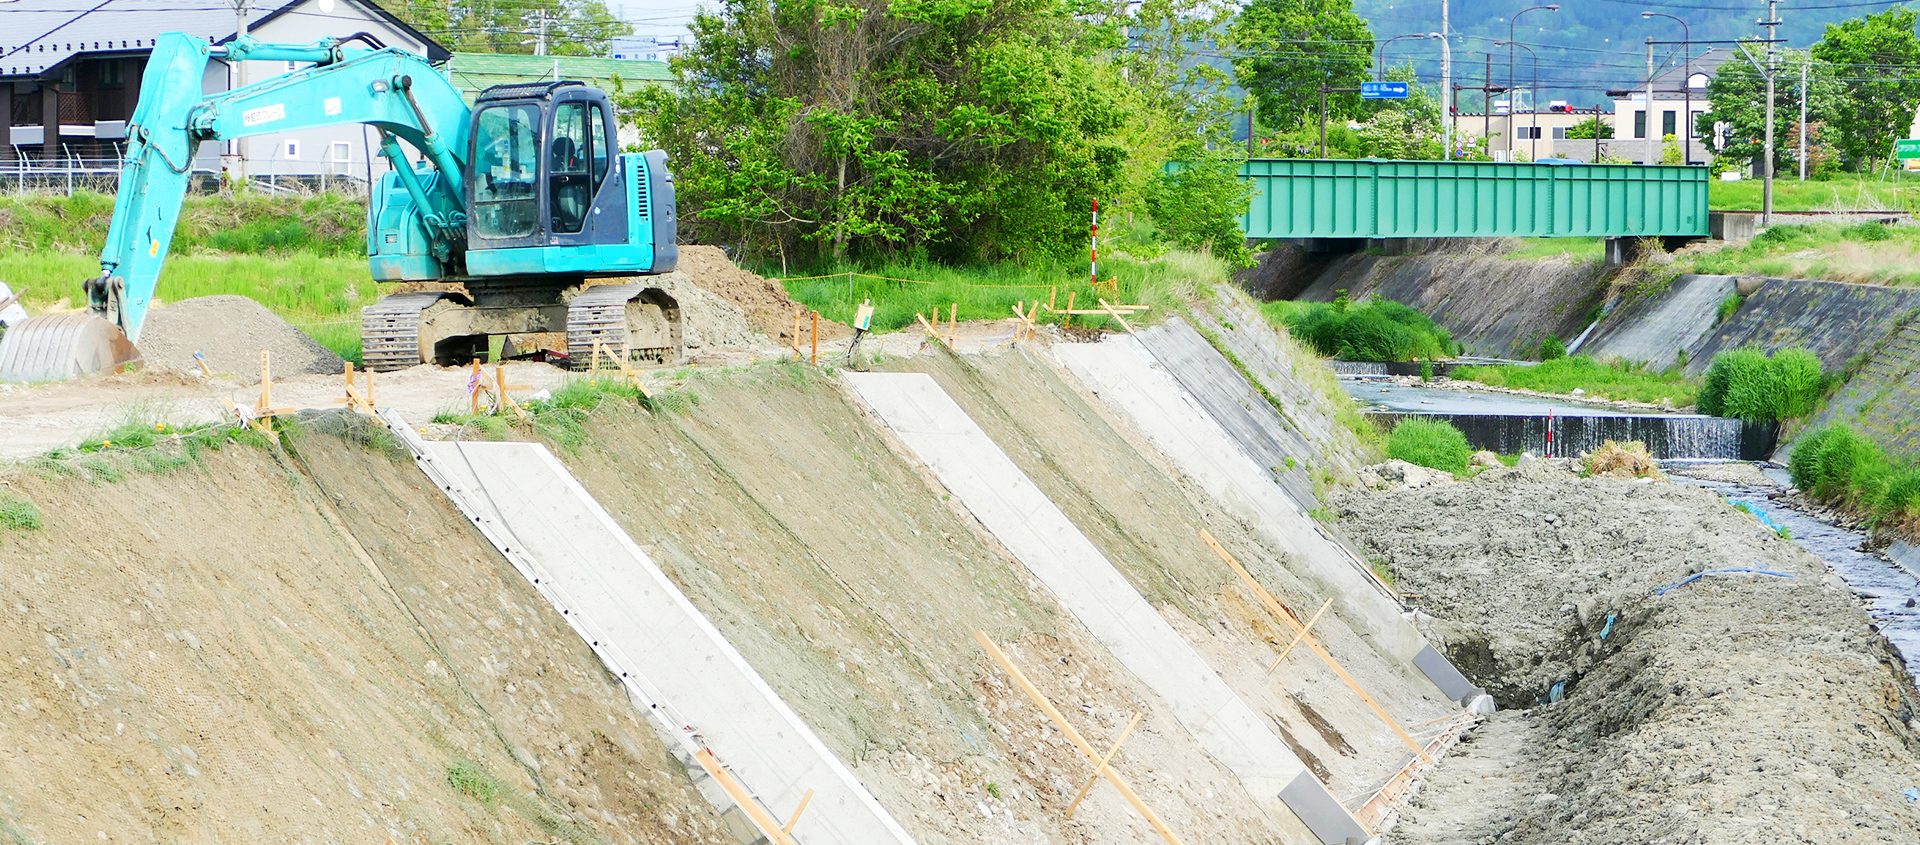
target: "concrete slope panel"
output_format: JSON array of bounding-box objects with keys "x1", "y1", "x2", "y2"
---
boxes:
[
  {"x1": 1052, "y1": 336, "x2": 1427, "y2": 666},
  {"x1": 1581, "y1": 274, "x2": 1735, "y2": 366},
  {"x1": 409, "y1": 437, "x2": 917, "y2": 845},
  {"x1": 845, "y1": 371, "x2": 1359, "y2": 842}
]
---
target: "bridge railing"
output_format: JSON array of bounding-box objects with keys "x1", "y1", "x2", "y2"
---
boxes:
[{"x1": 1239, "y1": 159, "x2": 1709, "y2": 240}]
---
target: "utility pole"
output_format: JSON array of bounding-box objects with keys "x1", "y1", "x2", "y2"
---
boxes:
[
  {"x1": 1441, "y1": 0, "x2": 1452, "y2": 159},
  {"x1": 229, "y1": 0, "x2": 248, "y2": 186},
  {"x1": 531, "y1": 11, "x2": 553, "y2": 57},
  {"x1": 1763, "y1": 0, "x2": 1780, "y2": 224},
  {"x1": 1798, "y1": 57, "x2": 1809, "y2": 180},
  {"x1": 1646, "y1": 38, "x2": 1656, "y2": 165},
  {"x1": 1486, "y1": 53, "x2": 1494, "y2": 158}
]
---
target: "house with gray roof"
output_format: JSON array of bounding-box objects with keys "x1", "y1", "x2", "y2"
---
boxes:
[{"x1": 1, "y1": 0, "x2": 447, "y2": 186}]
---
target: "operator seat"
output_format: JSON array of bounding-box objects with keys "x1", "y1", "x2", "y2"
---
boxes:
[{"x1": 550, "y1": 136, "x2": 588, "y2": 233}]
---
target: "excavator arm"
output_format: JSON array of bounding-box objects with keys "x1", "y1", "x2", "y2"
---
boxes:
[
  {"x1": 0, "y1": 32, "x2": 474, "y2": 381},
  {"x1": 98, "y1": 31, "x2": 473, "y2": 343}
]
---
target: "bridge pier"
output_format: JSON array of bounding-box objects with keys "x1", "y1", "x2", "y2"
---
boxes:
[{"x1": 1605, "y1": 236, "x2": 1705, "y2": 266}]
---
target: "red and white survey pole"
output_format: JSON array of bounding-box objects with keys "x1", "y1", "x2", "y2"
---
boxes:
[
  {"x1": 1089, "y1": 199, "x2": 1099, "y2": 288},
  {"x1": 1546, "y1": 408, "x2": 1555, "y2": 458}
]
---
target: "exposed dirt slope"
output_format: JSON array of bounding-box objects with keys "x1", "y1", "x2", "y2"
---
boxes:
[
  {"x1": 675, "y1": 245, "x2": 851, "y2": 345},
  {"x1": 546, "y1": 365, "x2": 1293, "y2": 844},
  {"x1": 896, "y1": 349, "x2": 1454, "y2": 799},
  {"x1": 0, "y1": 422, "x2": 731, "y2": 844},
  {"x1": 1338, "y1": 466, "x2": 1920, "y2": 844}
]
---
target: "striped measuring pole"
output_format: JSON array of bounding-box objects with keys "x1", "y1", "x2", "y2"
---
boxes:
[{"x1": 1089, "y1": 199, "x2": 1099, "y2": 288}]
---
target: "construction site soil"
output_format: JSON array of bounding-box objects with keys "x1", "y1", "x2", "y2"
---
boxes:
[
  {"x1": 0, "y1": 422, "x2": 735, "y2": 844},
  {"x1": 1337, "y1": 466, "x2": 1920, "y2": 844},
  {"x1": 139, "y1": 294, "x2": 343, "y2": 381}
]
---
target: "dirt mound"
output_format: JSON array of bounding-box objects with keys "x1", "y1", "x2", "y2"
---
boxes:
[
  {"x1": 140, "y1": 295, "x2": 341, "y2": 383},
  {"x1": 1582, "y1": 439, "x2": 1661, "y2": 479},
  {"x1": 1338, "y1": 475, "x2": 1920, "y2": 844},
  {"x1": 676, "y1": 245, "x2": 851, "y2": 344}
]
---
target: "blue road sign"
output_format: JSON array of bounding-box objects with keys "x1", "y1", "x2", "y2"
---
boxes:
[{"x1": 1360, "y1": 81, "x2": 1409, "y2": 99}]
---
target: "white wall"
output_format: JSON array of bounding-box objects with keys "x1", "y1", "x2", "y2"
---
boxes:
[{"x1": 228, "y1": 0, "x2": 438, "y2": 182}]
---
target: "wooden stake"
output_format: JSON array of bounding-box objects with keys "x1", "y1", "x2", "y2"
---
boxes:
[
  {"x1": 1050, "y1": 285, "x2": 1058, "y2": 310},
  {"x1": 592, "y1": 342, "x2": 652, "y2": 398},
  {"x1": 810, "y1": 310, "x2": 820, "y2": 365},
  {"x1": 692, "y1": 749, "x2": 807, "y2": 845},
  {"x1": 495, "y1": 362, "x2": 530, "y2": 421},
  {"x1": 334, "y1": 361, "x2": 380, "y2": 418},
  {"x1": 1096, "y1": 298, "x2": 1136, "y2": 334},
  {"x1": 1198, "y1": 530, "x2": 1430, "y2": 763},
  {"x1": 974, "y1": 631, "x2": 1186, "y2": 845},
  {"x1": 1065, "y1": 291, "x2": 1076, "y2": 327},
  {"x1": 792, "y1": 307, "x2": 803, "y2": 354},
  {"x1": 1267, "y1": 597, "x2": 1334, "y2": 674},
  {"x1": 1065, "y1": 711, "x2": 1143, "y2": 817},
  {"x1": 782, "y1": 789, "x2": 814, "y2": 835},
  {"x1": 947, "y1": 303, "x2": 958, "y2": 347},
  {"x1": 916, "y1": 312, "x2": 944, "y2": 345}
]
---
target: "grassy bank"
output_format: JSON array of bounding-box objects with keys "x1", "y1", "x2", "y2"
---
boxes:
[
  {"x1": 1790, "y1": 425, "x2": 1920, "y2": 537},
  {"x1": 1452, "y1": 356, "x2": 1700, "y2": 407},
  {"x1": 1677, "y1": 221, "x2": 1920, "y2": 287},
  {"x1": 2, "y1": 251, "x2": 374, "y2": 361},
  {"x1": 1708, "y1": 173, "x2": 1920, "y2": 212},
  {"x1": 0, "y1": 191, "x2": 365, "y2": 256},
  {"x1": 780, "y1": 249, "x2": 1224, "y2": 333},
  {"x1": 1260, "y1": 297, "x2": 1454, "y2": 361}
]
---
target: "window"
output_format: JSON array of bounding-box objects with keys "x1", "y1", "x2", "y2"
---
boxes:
[
  {"x1": 589, "y1": 103, "x2": 609, "y2": 186},
  {"x1": 97, "y1": 60, "x2": 125, "y2": 88},
  {"x1": 283, "y1": 140, "x2": 300, "y2": 160},
  {"x1": 1633, "y1": 110, "x2": 1646, "y2": 139},
  {"x1": 1551, "y1": 127, "x2": 1568, "y2": 140},
  {"x1": 330, "y1": 141, "x2": 350, "y2": 163},
  {"x1": 1662, "y1": 110, "x2": 1676, "y2": 138},
  {"x1": 472, "y1": 104, "x2": 541, "y2": 238},
  {"x1": 549, "y1": 102, "x2": 592, "y2": 234},
  {"x1": 1516, "y1": 126, "x2": 1542, "y2": 140}
]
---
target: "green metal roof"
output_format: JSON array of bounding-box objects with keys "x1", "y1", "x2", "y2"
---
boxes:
[{"x1": 444, "y1": 52, "x2": 673, "y2": 101}]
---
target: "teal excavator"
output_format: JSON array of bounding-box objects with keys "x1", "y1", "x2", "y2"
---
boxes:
[{"x1": 0, "y1": 31, "x2": 680, "y2": 382}]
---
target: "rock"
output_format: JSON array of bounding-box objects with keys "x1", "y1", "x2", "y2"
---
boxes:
[
  {"x1": 1471, "y1": 450, "x2": 1502, "y2": 469},
  {"x1": 1360, "y1": 459, "x2": 1456, "y2": 491},
  {"x1": 1516, "y1": 452, "x2": 1538, "y2": 466},
  {"x1": 1570, "y1": 388, "x2": 1587, "y2": 397},
  {"x1": 1466, "y1": 694, "x2": 1497, "y2": 715}
]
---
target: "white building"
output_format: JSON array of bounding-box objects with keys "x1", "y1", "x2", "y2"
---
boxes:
[
  {"x1": 1, "y1": 0, "x2": 449, "y2": 187},
  {"x1": 1604, "y1": 48, "x2": 1729, "y2": 166}
]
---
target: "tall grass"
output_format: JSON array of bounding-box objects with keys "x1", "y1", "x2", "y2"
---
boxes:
[
  {"x1": 1696, "y1": 347, "x2": 1825, "y2": 421},
  {"x1": 1680, "y1": 220, "x2": 1920, "y2": 288},
  {"x1": 1388, "y1": 418, "x2": 1472, "y2": 474},
  {"x1": 1707, "y1": 173, "x2": 1920, "y2": 212},
  {"x1": 780, "y1": 249, "x2": 1221, "y2": 333},
  {"x1": 1264, "y1": 297, "x2": 1453, "y2": 361},
  {"x1": 0, "y1": 190, "x2": 365, "y2": 256},
  {"x1": 1790, "y1": 425, "x2": 1920, "y2": 534},
  {"x1": 1452, "y1": 356, "x2": 1700, "y2": 406}
]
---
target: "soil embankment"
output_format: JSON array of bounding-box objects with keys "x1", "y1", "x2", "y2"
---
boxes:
[
  {"x1": 1337, "y1": 466, "x2": 1920, "y2": 844},
  {"x1": 0, "y1": 421, "x2": 733, "y2": 844}
]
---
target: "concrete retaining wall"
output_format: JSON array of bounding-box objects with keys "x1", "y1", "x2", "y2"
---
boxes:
[{"x1": 1802, "y1": 312, "x2": 1920, "y2": 461}]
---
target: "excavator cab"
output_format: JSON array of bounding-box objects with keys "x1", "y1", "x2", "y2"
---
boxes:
[{"x1": 460, "y1": 81, "x2": 676, "y2": 278}]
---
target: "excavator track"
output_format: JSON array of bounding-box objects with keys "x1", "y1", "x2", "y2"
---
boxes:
[
  {"x1": 360, "y1": 292, "x2": 451, "y2": 373},
  {"x1": 566, "y1": 284, "x2": 681, "y2": 371}
]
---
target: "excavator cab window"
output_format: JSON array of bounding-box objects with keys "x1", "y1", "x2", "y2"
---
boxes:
[
  {"x1": 550, "y1": 102, "x2": 591, "y2": 234},
  {"x1": 472, "y1": 104, "x2": 541, "y2": 238}
]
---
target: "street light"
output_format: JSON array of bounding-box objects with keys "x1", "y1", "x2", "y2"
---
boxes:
[
  {"x1": 1377, "y1": 33, "x2": 1433, "y2": 81},
  {"x1": 1643, "y1": 11, "x2": 1692, "y2": 165},
  {"x1": 1497, "y1": 41, "x2": 1540, "y2": 161},
  {"x1": 1508, "y1": 5, "x2": 1559, "y2": 117}
]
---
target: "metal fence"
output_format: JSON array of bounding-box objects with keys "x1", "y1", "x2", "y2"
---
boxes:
[{"x1": 1, "y1": 148, "x2": 370, "y2": 196}]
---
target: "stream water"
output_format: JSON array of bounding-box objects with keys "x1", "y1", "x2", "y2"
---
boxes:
[{"x1": 1343, "y1": 378, "x2": 1777, "y2": 461}]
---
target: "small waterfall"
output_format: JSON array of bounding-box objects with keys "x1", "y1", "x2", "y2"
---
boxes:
[{"x1": 1369, "y1": 412, "x2": 1777, "y2": 460}]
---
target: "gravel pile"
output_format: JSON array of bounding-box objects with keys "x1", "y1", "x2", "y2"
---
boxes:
[
  {"x1": 1339, "y1": 469, "x2": 1920, "y2": 844},
  {"x1": 676, "y1": 245, "x2": 851, "y2": 344},
  {"x1": 139, "y1": 295, "x2": 342, "y2": 383}
]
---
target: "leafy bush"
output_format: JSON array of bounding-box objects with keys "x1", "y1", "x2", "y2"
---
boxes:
[
  {"x1": 1273, "y1": 297, "x2": 1452, "y2": 361},
  {"x1": 446, "y1": 763, "x2": 499, "y2": 803},
  {"x1": 1789, "y1": 425, "x2": 1920, "y2": 532},
  {"x1": 1754, "y1": 224, "x2": 1808, "y2": 246},
  {"x1": 1388, "y1": 418, "x2": 1472, "y2": 474},
  {"x1": 1844, "y1": 221, "x2": 1892, "y2": 241},
  {"x1": 1538, "y1": 336, "x2": 1567, "y2": 361},
  {"x1": 1697, "y1": 347, "x2": 1826, "y2": 421},
  {"x1": 1142, "y1": 158, "x2": 1254, "y2": 266}
]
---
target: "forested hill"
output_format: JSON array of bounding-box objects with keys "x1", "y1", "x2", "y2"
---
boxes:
[{"x1": 1356, "y1": 0, "x2": 1880, "y2": 107}]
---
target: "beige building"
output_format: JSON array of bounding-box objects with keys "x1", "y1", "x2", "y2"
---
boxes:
[{"x1": 1453, "y1": 105, "x2": 1613, "y2": 162}]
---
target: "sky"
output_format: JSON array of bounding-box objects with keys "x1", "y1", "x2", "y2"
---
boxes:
[{"x1": 612, "y1": 0, "x2": 700, "y2": 40}]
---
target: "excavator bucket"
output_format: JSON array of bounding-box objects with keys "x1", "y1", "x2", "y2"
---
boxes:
[{"x1": 0, "y1": 314, "x2": 143, "y2": 383}]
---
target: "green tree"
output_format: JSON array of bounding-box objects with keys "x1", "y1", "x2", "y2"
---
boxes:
[
  {"x1": 390, "y1": 0, "x2": 630, "y2": 56},
  {"x1": 1351, "y1": 64, "x2": 1442, "y2": 160},
  {"x1": 1229, "y1": 0, "x2": 1373, "y2": 132},
  {"x1": 622, "y1": 0, "x2": 1132, "y2": 265},
  {"x1": 1566, "y1": 117, "x2": 1613, "y2": 140},
  {"x1": 1812, "y1": 9, "x2": 1920, "y2": 171},
  {"x1": 1701, "y1": 46, "x2": 1837, "y2": 173}
]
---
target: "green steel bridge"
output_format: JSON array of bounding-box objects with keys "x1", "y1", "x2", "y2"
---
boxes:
[{"x1": 1239, "y1": 160, "x2": 1709, "y2": 240}]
